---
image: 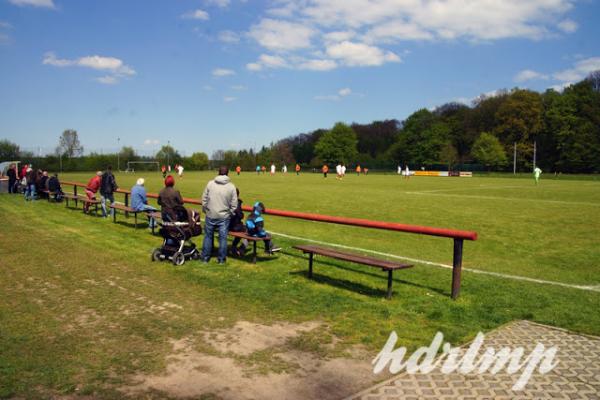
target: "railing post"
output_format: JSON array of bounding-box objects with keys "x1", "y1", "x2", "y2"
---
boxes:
[
  {"x1": 124, "y1": 193, "x2": 129, "y2": 218},
  {"x1": 74, "y1": 185, "x2": 78, "y2": 207},
  {"x1": 451, "y1": 238, "x2": 463, "y2": 299}
]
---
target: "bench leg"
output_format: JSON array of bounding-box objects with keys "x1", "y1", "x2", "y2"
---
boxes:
[
  {"x1": 252, "y1": 241, "x2": 257, "y2": 264},
  {"x1": 113, "y1": 209, "x2": 116, "y2": 223},
  {"x1": 451, "y1": 238, "x2": 463, "y2": 300},
  {"x1": 134, "y1": 213, "x2": 137, "y2": 229},
  {"x1": 308, "y1": 252, "x2": 313, "y2": 278},
  {"x1": 386, "y1": 269, "x2": 393, "y2": 299}
]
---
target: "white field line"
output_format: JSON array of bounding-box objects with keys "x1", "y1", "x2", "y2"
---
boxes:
[
  {"x1": 404, "y1": 191, "x2": 600, "y2": 207},
  {"x1": 406, "y1": 185, "x2": 527, "y2": 194},
  {"x1": 271, "y1": 231, "x2": 600, "y2": 293}
]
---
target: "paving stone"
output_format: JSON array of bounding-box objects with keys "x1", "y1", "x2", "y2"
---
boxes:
[{"x1": 345, "y1": 320, "x2": 600, "y2": 400}]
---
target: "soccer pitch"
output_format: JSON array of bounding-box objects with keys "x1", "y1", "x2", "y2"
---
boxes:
[{"x1": 1, "y1": 171, "x2": 599, "y2": 398}]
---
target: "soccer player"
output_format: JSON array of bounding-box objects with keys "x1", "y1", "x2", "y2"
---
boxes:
[{"x1": 534, "y1": 167, "x2": 542, "y2": 185}]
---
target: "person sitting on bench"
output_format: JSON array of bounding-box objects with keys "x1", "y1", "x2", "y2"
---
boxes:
[
  {"x1": 245, "y1": 201, "x2": 281, "y2": 254},
  {"x1": 47, "y1": 173, "x2": 63, "y2": 201},
  {"x1": 84, "y1": 171, "x2": 102, "y2": 213},
  {"x1": 131, "y1": 178, "x2": 157, "y2": 230},
  {"x1": 229, "y1": 188, "x2": 248, "y2": 257},
  {"x1": 158, "y1": 175, "x2": 183, "y2": 222}
]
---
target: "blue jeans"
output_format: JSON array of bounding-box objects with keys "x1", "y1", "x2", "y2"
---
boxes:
[
  {"x1": 202, "y1": 217, "x2": 230, "y2": 262},
  {"x1": 24, "y1": 184, "x2": 36, "y2": 200},
  {"x1": 137, "y1": 204, "x2": 157, "y2": 228},
  {"x1": 101, "y1": 193, "x2": 115, "y2": 217}
]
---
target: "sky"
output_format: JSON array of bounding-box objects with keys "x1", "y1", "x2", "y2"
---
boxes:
[{"x1": 1, "y1": 0, "x2": 599, "y2": 157}]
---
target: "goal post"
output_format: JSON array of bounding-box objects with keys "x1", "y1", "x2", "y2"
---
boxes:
[{"x1": 126, "y1": 161, "x2": 160, "y2": 173}]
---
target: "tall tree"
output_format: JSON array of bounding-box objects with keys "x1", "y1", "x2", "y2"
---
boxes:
[
  {"x1": 472, "y1": 132, "x2": 508, "y2": 170},
  {"x1": 186, "y1": 152, "x2": 209, "y2": 170},
  {"x1": 314, "y1": 122, "x2": 358, "y2": 164},
  {"x1": 156, "y1": 145, "x2": 181, "y2": 166},
  {"x1": 57, "y1": 129, "x2": 83, "y2": 157},
  {"x1": 0, "y1": 139, "x2": 20, "y2": 160},
  {"x1": 119, "y1": 146, "x2": 137, "y2": 162}
]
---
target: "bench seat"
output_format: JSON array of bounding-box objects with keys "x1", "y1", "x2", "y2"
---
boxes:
[
  {"x1": 293, "y1": 244, "x2": 413, "y2": 299},
  {"x1": 229, "y1": 231, "x2": 272, "y2": 264}
]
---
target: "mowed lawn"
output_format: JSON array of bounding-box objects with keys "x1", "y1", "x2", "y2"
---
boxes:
[{"x1": 1, "y1": 171, "x2": 599, "y2": 398}]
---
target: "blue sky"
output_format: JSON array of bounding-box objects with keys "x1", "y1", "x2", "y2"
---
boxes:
[{"x1": 1, "y1": 0, "x2": 599, "y2": 157}]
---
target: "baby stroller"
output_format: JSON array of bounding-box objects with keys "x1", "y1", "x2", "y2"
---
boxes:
[{"x1": 151, "y1": 205, "x2": 202, "y2": 265}]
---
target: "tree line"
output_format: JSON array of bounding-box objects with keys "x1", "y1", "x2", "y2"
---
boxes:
[{"x1": 2, "y1": 72, "x2": 599, "y2": 173}]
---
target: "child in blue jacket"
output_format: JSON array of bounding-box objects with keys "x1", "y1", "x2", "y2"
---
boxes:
[{"x1": 245, "y1": 201, "x2": 281, "y2": 254}]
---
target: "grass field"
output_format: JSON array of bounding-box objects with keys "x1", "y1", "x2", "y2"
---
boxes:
[{"x1": 1, "y1": 171, "x2": 599, "y2": 398}]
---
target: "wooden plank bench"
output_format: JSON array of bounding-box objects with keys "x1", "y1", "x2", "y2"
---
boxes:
[
  {"x1": 63, "y1": 193, "x2": 100, "y2": 214},
  {"x1": 228, "y1": 231, "x2": 272, "y2": 264},
  {"x1": 110, "y1": 203, "x2": 143, "y2": 228},
  {"x1": 293, "y1": 244, "x2": 413, "y2": 299}
]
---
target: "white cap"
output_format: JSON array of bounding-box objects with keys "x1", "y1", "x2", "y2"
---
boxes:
[{"x1": 137, "y1": 178, "x2": 145, "y2": 186}]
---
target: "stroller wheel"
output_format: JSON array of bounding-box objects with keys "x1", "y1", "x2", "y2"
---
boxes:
[
  {"x1": 152, "y1": 248, "x2": 162, "y2": 262},
  {"x1": 172, "y1": 251, "x2": 185, "y2": 266}
]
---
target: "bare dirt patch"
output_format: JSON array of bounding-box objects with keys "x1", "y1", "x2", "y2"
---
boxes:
[{"x1": 125, "y1": 321, "x2": 378, "y2": 400}]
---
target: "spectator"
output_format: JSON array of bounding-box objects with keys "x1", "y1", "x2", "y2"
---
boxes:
[
  {"x1": 131, "y1": 178, "x2": 157, "y2": 230},
  {"x1": 38, "y1": 171, "x2": 49, "y2": 197},
  {"x1": 201, "y1": 166, "x2": 237, "y2": 264},
  {"x1": 24, "y1": 167, "x2": 36, "y2": 200},
  {"x1": 7, "y1": 163, "x2": 17, "y2": 194},
  {"x1": 47, "y1": 173, "x2": 63, "y2": 201},
  {"x1": 245, "y1": 201, "x2": 280, "y2": 254},
  {"x1": 100, "y1": 165, "x2": 118, "y2": 218},
  {"x1": 84, "y1": 171, "x2": 102, "y2": 213},
  {"x1": 229, "y1": 188, "x2": 249, "y2": 257},
  {"x1": 295, "y1": 163, "x2": 300, "y2": 175},
  {"x1": 158, "y1": 175, "x2": 183, "y2": 221}
]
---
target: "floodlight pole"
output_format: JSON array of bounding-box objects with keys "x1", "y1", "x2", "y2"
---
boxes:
[{"x1": 513, "y1": 142, "x2": 517, "y2": 174}]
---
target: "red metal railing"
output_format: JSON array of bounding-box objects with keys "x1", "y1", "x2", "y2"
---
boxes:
[{"x1": 63, "y1": 180, "x2": 477, "y2": 298}]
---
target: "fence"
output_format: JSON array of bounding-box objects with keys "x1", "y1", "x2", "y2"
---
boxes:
[{"x1": 62, "y1": 180, "x2": 478, "y2": 299}]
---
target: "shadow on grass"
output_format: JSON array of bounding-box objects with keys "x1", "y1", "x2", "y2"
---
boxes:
[{"x1": 284, "y1": 250, "x2": 447, "y2": 297}]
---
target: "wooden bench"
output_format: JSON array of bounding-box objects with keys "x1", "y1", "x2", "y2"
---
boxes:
[
  {"x1": 293, "y1": 245, "x2": 413, "y2": 299},
  {"x1": 110, "y1": 203, "x2": 144, "y2": 228},
  {"x1": 40, "y1": 189, "x2": 56, "y2": 202},
  {"x1": 63, "y1": 193, "x2": 100, "y2": 214},
  {"x1": 228, "y1": 231, "x2": 273, "y2": 264}
]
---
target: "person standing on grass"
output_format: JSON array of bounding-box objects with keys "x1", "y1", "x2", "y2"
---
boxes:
[
  {"x1": 158, "y1": 175, "x2": 183, "y2": 221},
  {"x1": 322, "y1": 164, "x2": 329, "y2": 178},
  {"x1": 295, "y1": 163, "x2": 301, "y2": 175},
  {"x1": 131, "y1": 178, "x2": 157, "y2": 230},
  {"x1": 270, "y1": 163, "x2": 276, "y2": 175},
  {"x1": 84, "y1": 171, "x2": 102, "y2": 213},
  {"x1": 236, "y1": 165, "x2": 241, "y2": 176},
  {"x1": 177, "y1": 164, "x2": 184, "y2": 178},
  {"x1": 404, "y1": 164, "x2": 410, "y2": 179},
  {"x1": 24, "y1": 167, "x2": 36, "y2": 200},
  {"x1": 100, "y1": 165, "x2": 118, "y2": 218},
  {"x1": 534, "y1": 167, "x2": 542, "y2": 185},
  {"x1": 201, "y1": 166, "x2": 237, "y2": 264},
  {"x1": 7, "y1": 164, "x2": 17, "y2": 194}
]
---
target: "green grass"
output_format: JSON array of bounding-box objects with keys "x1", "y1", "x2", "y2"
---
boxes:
[{"x1": 1, "y1": 171, "x2": 599, "y2": 398}]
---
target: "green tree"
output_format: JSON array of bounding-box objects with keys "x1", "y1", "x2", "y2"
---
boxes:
[
  {"x1": 185, "y1": 152, "x2": 209, "y2": 170},
  {"x1": 314, "y1": 122, "x2": 358, "y2": 163},
  {"x1": 57, "y1": 129, "x2": 83, "y2": 157},
  {"x1": 439, "y1": 142, "x2": 459, "y2": 170},
  {"x1": 119, "y1": 146, "x2": 137, "y2": 162},
  {"x1": 156, "y1": 145, "x2": 181, "y2": 166},
  {"x1": 0, "y1": 139, "x2": 20, "y2": 160},
  {"x1": 472, "y1": 132, "x2": 508, "y2": 170}
]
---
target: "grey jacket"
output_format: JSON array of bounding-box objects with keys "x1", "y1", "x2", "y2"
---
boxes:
[{"x1": 201, "y1": 175, "x2": 237, "y2": 220}]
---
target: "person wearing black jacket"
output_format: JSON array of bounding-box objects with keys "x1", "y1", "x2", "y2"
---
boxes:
[
  {"x1": 47, "y1": 173, "x2": 63, "y2": 201},
  {"x1": 100, "y1": 165, "x2": 118, "y2": 218},
  {"x1": 229, "y1": 188, "x2": 248, "y2": 256},
  {"x1": 6, "y1": 164, "x2": 17, "y2": 194}
]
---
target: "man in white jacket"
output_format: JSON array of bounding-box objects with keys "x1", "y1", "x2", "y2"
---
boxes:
[{"x1": 201, "y1": 166, "x2": 238, "y2": 264}]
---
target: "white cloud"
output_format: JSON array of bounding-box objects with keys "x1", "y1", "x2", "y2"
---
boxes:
[
  {"x1": 143, "y1": 139, "x2": 160, "y2": 146},
  {"x1": 9, "y1": 0, "x2": 54, "y2": 8},
  {"x1": 338, "y1": 87, "x2": 351, "y2": 96},
  {"x1": 231, "y1": 85, "x2": 247, "y2": 90},
  {"x1": 212, "y1": 68, "x2": 235, "y2": 77},
  {"x1": 206, "y1": 0, "x2": 230, "y2": 7},
  {"x1": 558, "y1": 19, "x2": 577, "y2": 33},
  {"x1": 218, "y1": 30, "x2": 240, "y2": 43},
  {"x1": 203, "y1": 85, "x2": 213, "y2": 91},
  {"x1": 248, "y1": 18, "x2": 315, "y2": 52},
  {"x1": 553, "y1": 57, "x2": 600, "y2": 82},
  {"x1": 246, "y1": 62, "x2": 262, "y2": 71},
  {"x1": 323, "y1": 31, "x2": 355, "y2": 43},
  {"x1": 223, "y1": 96, "x2": 237, "y2": 102},
  {"x1": 0, "y1": 21, "x2": 12, "y2": 29},
  {"x1": 326, "y1": 41, "x2": 400, "y2": 66},
  {"x1": 548, "y1": 82, "x2": 573, "y2": 92},
  {"x1": 181, "y1": 9, "x2": 209, "y2": 20},
  {"x1": 514, "y1": 69, "x2": 549, "y2": 82},
  {"x1": 43, "y1": 52, "x2": 136, "y2": 84},
  {"x1": 298, "y1": 59, "x2": 337, "y2": 71},
  {"x1": 95, "y1": 76, "x2": 118, "y2": 85}
]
